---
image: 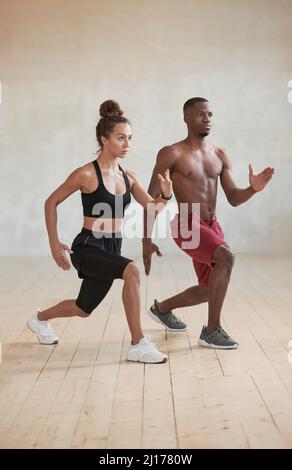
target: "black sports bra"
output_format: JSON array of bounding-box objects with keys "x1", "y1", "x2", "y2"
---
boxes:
[{"x1": 81, "y1": 160, "x2": 131, "y2": 218}]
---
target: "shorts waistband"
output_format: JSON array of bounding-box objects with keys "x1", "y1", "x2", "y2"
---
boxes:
[
  {"x1": 176, "y1": 213, "x2": 217, "y2": 224},
  {"x1": 81, "y1": 227, "x2": 122, "y2": 239},
  {"x1": 186, "y1": 213, "x2": 216, "y2": 220}
]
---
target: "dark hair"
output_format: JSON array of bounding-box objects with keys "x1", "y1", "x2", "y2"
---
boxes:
[
  {"x1": 96, "y1": 100, "x2": 130, "y2": 148},
  {"x1": 183, "y1": 97, "x2": 209, "y2": 114}
]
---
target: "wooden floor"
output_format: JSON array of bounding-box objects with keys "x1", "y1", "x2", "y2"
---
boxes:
[{"x1": 0, "y1": 254, "x2": 292, "y2": 449}]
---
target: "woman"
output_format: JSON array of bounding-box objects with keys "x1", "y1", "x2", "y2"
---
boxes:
[{"x1": 27, "y1": 100, "x2": 173, "y2": 364}]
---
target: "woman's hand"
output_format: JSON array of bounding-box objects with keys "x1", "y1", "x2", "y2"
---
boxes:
[
  {"x1": 51, "y1": 242, "x2": 73, "y2": 270},
  {"x1": 157, "y1": 169, "x2": 172, "y2": 198}
]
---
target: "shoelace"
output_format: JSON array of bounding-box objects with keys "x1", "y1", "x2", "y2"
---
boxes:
[
  {"x1": 155, "y1": 303, "x2": 183, "y2": 324},
  {"x1": 169, "y1": 312, "x2": 183, "y2": 324},
  {"x1": 217, "y1": 327, "x2": 230, "y2": 339},
  {"x1": 42, "y1": 320, "x2": 54, "y2": 335},
  {"x1": 142, "y1": 337, "x2": 158, "y2": 351}
]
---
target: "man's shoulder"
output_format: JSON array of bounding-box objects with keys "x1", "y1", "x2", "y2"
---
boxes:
[
  {"x1": 157, "y1": 141, "x2": 184, "y2": 159},
  {"x1": 215, "y1": 145, "x2": 228, "y2": 157},
  {"x1": 213, "y1": 146, "x2": 231, "y2": 171}
]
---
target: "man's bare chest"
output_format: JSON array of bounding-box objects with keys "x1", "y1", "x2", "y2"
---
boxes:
[{"x1": 173, "y1": 154, "x2": 222, "y2": 181}]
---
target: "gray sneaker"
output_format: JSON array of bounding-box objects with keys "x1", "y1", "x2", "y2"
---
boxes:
[
  {"x1": 147, "y1": 299, "x2": 188, "y2": 332},
  {"x1": 198, "y1": 325, "x2": 239, "y2": 349}
]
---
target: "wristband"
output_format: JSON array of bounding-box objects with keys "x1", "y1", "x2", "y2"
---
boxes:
[{"x1": 161, "y1": 192, "x2": 172, "y2": 200}]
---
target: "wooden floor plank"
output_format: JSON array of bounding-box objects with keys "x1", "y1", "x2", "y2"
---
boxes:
[{"x1": 1, "y1": 254, "x2": 292, "y2": 448}]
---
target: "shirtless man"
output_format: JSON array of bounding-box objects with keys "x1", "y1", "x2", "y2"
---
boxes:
[{"x1": 143, "y1": 97, "x2": 274, "y2": 349}]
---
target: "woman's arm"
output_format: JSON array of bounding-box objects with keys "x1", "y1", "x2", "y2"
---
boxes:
[
  {"x1": 127, "y1": 169, "x2": 172, "y2": 213},
  {"x1": 45, "y1": 167, "x2": 83, "y2": 270}
]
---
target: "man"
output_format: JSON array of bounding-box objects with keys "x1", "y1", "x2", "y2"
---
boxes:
[{"x1": 143, "y1": 97, "x2": 274, "y2": 349}]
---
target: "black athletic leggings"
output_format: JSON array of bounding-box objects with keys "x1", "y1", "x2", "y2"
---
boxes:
[{"x1": 70, "y1": 228, "x2": 132, "y2": 314}]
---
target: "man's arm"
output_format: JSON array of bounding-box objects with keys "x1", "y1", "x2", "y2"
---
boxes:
[
  {"x1": 143, "y1": 146, "x2": 177, "y2": 275},
  {"x1": 220, "y1": 150, "x2": 274, "y2": 207}
]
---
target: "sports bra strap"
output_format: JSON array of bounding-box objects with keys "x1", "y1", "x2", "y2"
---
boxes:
[
  {"x1": 118, "y1": 164, "x2": 131, "y2": 191},
  {"x1": 92, "y1": 160, "x2": 104, "y2": 186}
]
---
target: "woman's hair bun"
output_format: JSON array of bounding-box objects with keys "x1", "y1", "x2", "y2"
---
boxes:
[{"x1": 99, "y1": 100, "x2": 123, "y2": 119}]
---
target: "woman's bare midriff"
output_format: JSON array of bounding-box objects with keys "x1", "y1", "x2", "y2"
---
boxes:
[{"x1": 83, "y1": 216, "x2": 123, "y2": 233}]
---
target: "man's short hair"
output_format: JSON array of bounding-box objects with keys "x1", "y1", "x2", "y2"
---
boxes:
[{"x1": 183, "y1": 97, "x2": 209, "y2": 114}]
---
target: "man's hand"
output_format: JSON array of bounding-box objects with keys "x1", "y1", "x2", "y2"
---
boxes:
[
  {"x1": 142, "y1": 239, "x2": 162, "y2": 276},
  {"x1": 249, "y1": 164, "x2": 275, "y2": 193},
  {"x1": 51, "y1": 241, "x2": 73, "y2": 270}
]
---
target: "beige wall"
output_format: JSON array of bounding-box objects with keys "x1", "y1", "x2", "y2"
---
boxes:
[{"x1": 1, "y1": 0, "x2": 292, "y2": 255}]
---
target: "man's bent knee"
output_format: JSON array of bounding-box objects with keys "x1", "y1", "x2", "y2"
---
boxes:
[{"x1": 212, "y1": 245, "x2": 235, "y2": 269}]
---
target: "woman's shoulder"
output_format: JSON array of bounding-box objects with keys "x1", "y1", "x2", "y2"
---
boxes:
[
  {"x1": 75, "y1": 161, "x2": 96, "y2": 178},
  {"x1": 124, "y1": 169, "x2": 137, "y2": 186},
  {"x1": 124, "y1": 168, "x2": 135, "y2": 178},
  {"x1": 67, "y1": 161, "x2": 96, "y2": 191}
]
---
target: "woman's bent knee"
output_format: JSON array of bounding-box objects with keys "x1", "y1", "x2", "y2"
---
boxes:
[
  {"x1": 74, "y1": 302, "x2": 90, "y2": 317},
  {"x1": 122, "y1": 262, "x2": 140, "y2": 282}
]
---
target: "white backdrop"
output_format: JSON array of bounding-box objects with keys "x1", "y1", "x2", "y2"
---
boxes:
[{"x1": 1, "y1": 0, "x2": 292, "y2": 256}]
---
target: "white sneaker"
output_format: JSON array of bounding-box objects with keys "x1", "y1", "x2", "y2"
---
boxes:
[
  {"x1": 27, "y1": 312, "x2": 59, "y2": 345},
  {"x1": 127, "y1": 336, "x2": 167, "y2": 364}
]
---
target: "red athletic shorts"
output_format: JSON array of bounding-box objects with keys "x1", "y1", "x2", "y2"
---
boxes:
[{"x1": 170, "y1": 213, "x2": 225, "y2": 285}]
